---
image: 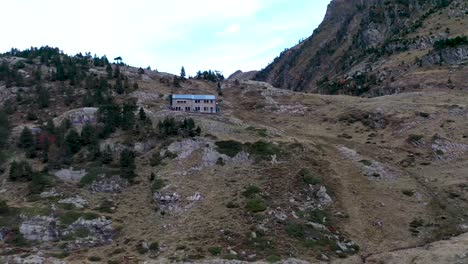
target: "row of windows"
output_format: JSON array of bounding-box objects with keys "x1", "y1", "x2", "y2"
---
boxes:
[
  {"x1": 173, "y1": 106, "x2": 215, "y2": 112},
  {"x1": 178, "y1": 100, "x2": 215, "y2": 104}
]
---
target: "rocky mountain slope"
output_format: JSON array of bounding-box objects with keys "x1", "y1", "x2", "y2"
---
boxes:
[
  {"x1": 1, "y1": 48, "x2": 468, "y2": 263},
  {"x1": 255, "y1": 0, "x2": 468, "y2": 96}
]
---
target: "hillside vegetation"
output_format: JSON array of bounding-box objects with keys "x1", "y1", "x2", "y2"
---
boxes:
[{"x1": 0, "y1": 45, "x2": 468, "y2": 263}]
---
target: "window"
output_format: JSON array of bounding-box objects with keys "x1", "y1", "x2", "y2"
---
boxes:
[
  {"x1": 185, "y1": 107, "x2": 190, "y2": 111},
  {"x1": 195, "y1": 107, "x2": 200, "y2": 111},
  {"x1": 203, "y1": 107, "x2": 208, "y2": 112},
  {"x1": 210, "y1": 107, "x2": 214, "y2": 112}
]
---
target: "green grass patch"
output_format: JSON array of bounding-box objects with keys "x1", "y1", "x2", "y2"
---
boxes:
[
  {"x1": 245, "y1": 141, "x2": 281, "y2": 161},
  {"x1": 151, "y1": 177, "x2": 166, "y2": 192},
  {"x1": 208, "y1": 246, "x2": 222, "y2": 256},
  {"x1": 246, "y1": 197, "x2": 267, "y2": 213},
  {"x1": 59, "y1": 211, "x2": 100, "y2": 225},
  {"x1": 215, "y1": 140, "x2": 244, "y2": 157},
  {"x1": 242, "y1": 185, "x2": 261, "y2": 198}
]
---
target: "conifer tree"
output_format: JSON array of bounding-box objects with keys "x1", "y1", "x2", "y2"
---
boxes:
[
  {"x1": 18, "y1": 127, "x2": 34, "y2": 149},
  {"x1": 65, "y1": 129, "x2": 81, "y2": 154}
]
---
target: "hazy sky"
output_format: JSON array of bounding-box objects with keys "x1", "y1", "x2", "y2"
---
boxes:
[{"x1": 0, "y1": 0, "x2": 330, "y2": 77}]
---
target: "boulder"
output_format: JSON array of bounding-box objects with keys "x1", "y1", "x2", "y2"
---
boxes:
[
  {"x1": 54, "y1": 168, "x2": 87, "y2": 183},
  {"x1": 19, "y1": 216, "x2": 59, "y2": 242}
]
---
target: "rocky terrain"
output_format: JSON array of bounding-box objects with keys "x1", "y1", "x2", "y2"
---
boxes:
[
  {"x1": 0, "y1": 47, "x2": 467, "y2": 263},
  {"x1": 0, "y1": 1, "x2": 468, "y2": 263},
  {"x1": 254, "y1": 0, "x2": 468, "y2": 95}
]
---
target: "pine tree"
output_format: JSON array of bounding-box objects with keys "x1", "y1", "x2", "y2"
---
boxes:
[
  {"x1": 138, "y1": 107, "x2": 147, "y2": 121},
  {"x1": 37, "y1": 86, "x2": 50, "y2": 108},
  {"x1": 180, "y1": 66, "x2": 186, "y2": 80},
  {"x1": 65, "y1": 129, "x2": 81, "y2": 154},
  {"x1": 18, "y1": 127, "x2": 34, "y2": 149},
  {"x1": 106, "y1": 64, "x2": 113, "y2": 79},
  {"x1": 80, "y1": 123, "x2": 96, "y2": 145},
  {"x1": 101, "y1": 145, "x2": 113, "y2": 164},
  {"x1": 121, "y1": 104, "x2": 136, "y2": 131},
  {"x1": 120, "y1": 149, "x2": 136, "y2": 181}
]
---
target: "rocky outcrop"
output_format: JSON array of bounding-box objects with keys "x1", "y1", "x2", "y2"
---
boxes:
[
  {"x1": 227, "y1": 70, "x2": 258, "y2": 81},
  {"x1": 19, "y1": 216, "x2": 60, "y2": 242},
  {"x1": 255, "y1": 0, "x2": 465, "y2": 93},
  {"x1": 54, "y1": 168, "x2": 87, "y2": 183},
  {"x1": 53, "y1": 107, "x2": 98, "y2": 129},
  {"x1": 422, "y1": 46, "x2": 468, "y2": 66},
  {"x1": 63, "y1": 216, "x2": 114, "y2": 248}
]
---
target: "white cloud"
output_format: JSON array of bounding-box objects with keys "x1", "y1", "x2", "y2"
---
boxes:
[
  {"x1": 0, "y1": 0, "x2": 331, "y2": 76},
  {"x1": 217, "y1": 24, "x2": 241, "y2": 36}
]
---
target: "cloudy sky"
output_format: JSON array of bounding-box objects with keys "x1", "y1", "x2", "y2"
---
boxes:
[{"x1": 0, "y1": 0, "x2": 330, "y2": 77}]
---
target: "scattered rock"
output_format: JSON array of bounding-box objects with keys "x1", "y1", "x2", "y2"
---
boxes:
[
  {"x1": 58, "y1": 196, "x2": 88, "y2": 209},
  {"x1": 90, "y1": 176, "x2": 128, "y2": 193},
  {"x1": 39, "y1": 188, "x2": 62, "y2": 199},
  {"x1": 187, "y1": 192, "x2": 203, "y2": 201},
  {"x1": 316, "y1": 186, "x2": 333, "y2": 206}
]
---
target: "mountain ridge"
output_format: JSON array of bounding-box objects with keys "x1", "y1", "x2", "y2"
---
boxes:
[{"x1": 255, "y1": 0, "x2": 468, "y2": 95}]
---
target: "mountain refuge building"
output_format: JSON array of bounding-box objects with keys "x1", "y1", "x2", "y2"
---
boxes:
[{"x1": 170, "y1": 94, "x2": 218, "y2": 114}]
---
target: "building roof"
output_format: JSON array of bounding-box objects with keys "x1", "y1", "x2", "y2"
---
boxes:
[{"x1": 172, "y1": 94, "x2": 216, "y2": 100}]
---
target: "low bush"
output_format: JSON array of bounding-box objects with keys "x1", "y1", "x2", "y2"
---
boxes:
[
  {"x1": 208, "y1": 246, "x2": 222, "y2": 256},
  {"x1": 242, "y1": 185, "x2": 261, "y2": 198},
  {"x1": 246, "y1": 197, "x2": 267, "y2": 213},
  {"x1": 215, "y1": 140, "x2": 244, "y2": 157},
  {"x1": 9, "y1": 160, "x2": 33, "y2": 182},
  {"x1": 29, "y1": 172, "x2": 55, "y2": 194},
  {"x1": 88, "y1": 256, "x2": 102, "y2": 262},
  {"x1": 297, "y1": 168, "x2": 322, "y2": 185}
]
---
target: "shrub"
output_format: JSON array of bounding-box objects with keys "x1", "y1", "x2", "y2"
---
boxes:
[
  {"x1": 408, "y1": 134, "x2": 424, "y2": 142},
  {"x1": 246, "y1": 141, "x2": 281, "y2": 161},
  {"x1": 150, "y1": 152, "x2": 163, "y2": 166},
  {"x1": 285, "y1": 222, "x2": 305, "y2": 238},
  {"x1": 246, "y1": 197, "x2": 267, "y2": 213},
  {"x1": 402, "y1": 189, "x2": 415, "y2": 196},
  {"x1": 136, "y1": 242, "x2": 149, "y2": 254},
  {"x1": 9, "y1": 160, "x2": 33, "y2": 181},
  {"x1": 226, "y1": 201, "x2": 239, "y2": 208},
  {"x1": 88, "y1": 256, "x2": 102, "y2": 262},
  {"x1": 151, "y1": 176, "x2": 165, "y2": 192},
  {"x1": 29, "y1": 172, "x2": 54, "y2": 194},
  {"x1": 79, "y1": 172, "x2": 99, "y2": 187},
  {"x1": 149, "y1": 242, "x2": 159, "y2": 251},
  {"x1": 297, "y1": 168, "x2": 322, "y2": 185},
  {"x1": 242, "y1": 185, "x2": 261, "y2": 198},
  {"x1": 0, "y1": 199, "x2": 9, "y2": 214},
  {"x1": 208, "y1": 246, "x2": 222, "y2": 256},
  {"x1": 215, "y1": 140, "x2": 244, "y2": 157},
  {"x1": 97, "y1": 199, "x2": 115, "y2": 213}
]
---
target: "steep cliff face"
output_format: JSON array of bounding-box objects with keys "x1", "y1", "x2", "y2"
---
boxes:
[{"x1": 256, "y1": 0, "x2": 468, "y2": 95}]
